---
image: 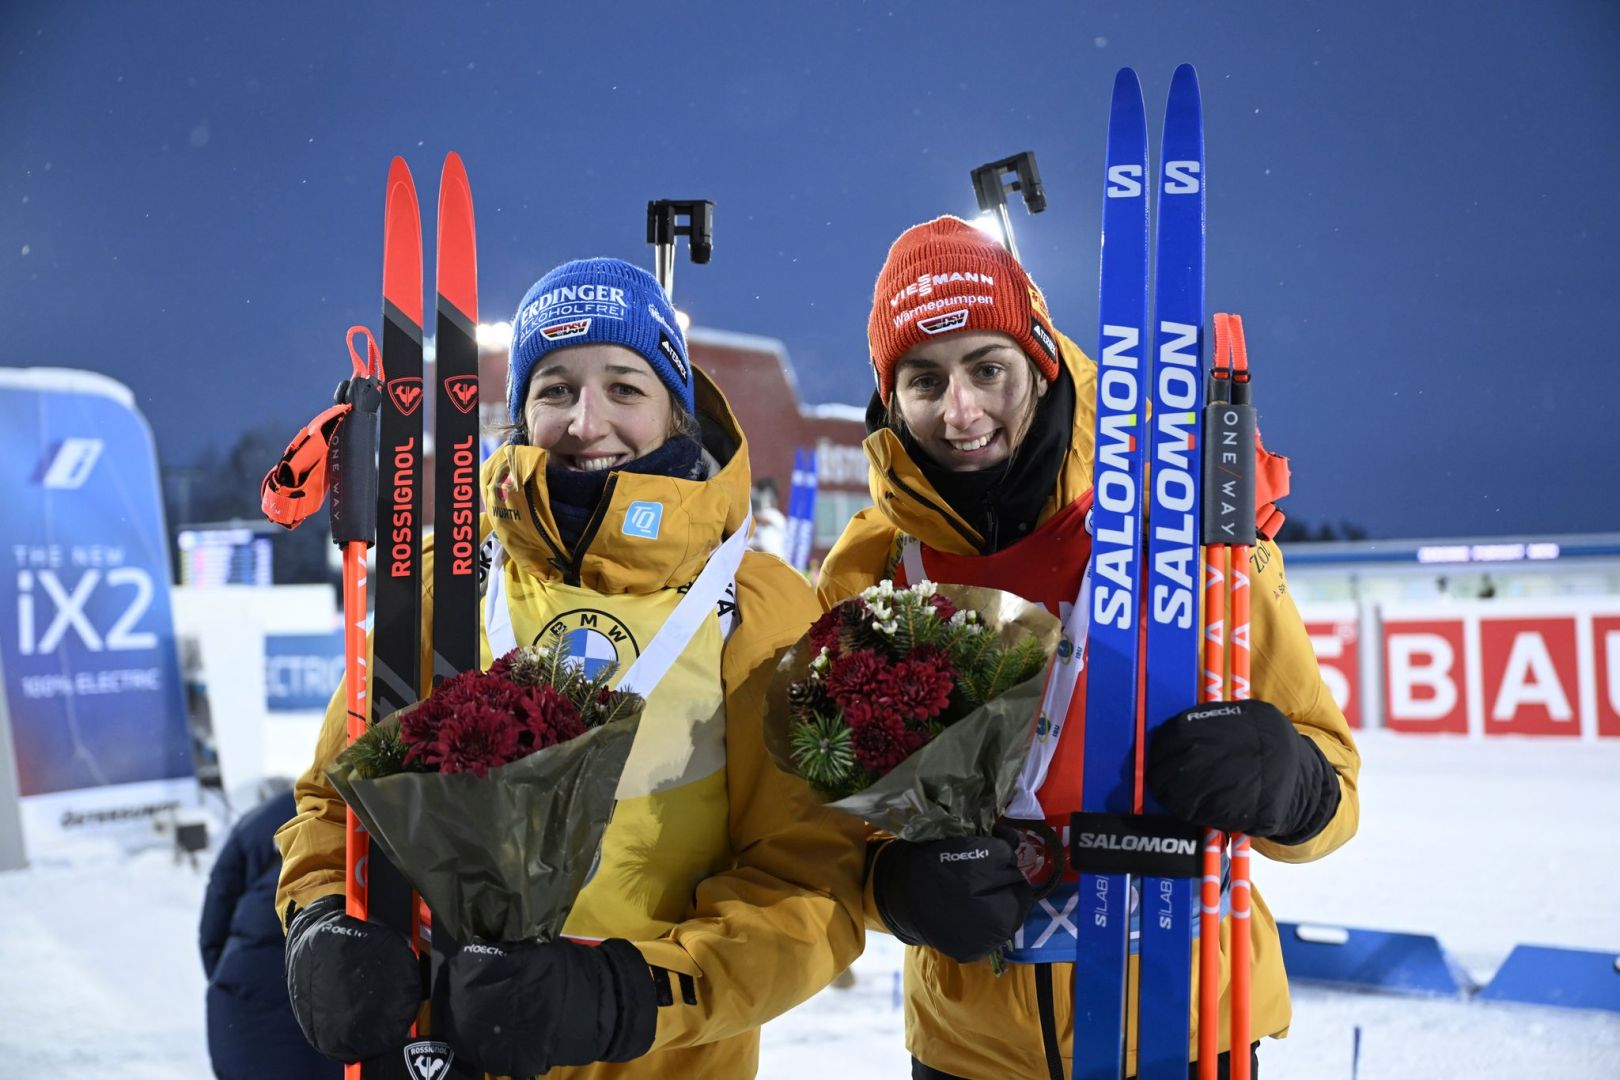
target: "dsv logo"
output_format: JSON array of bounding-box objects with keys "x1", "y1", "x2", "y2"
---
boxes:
[{"x1": 15, "y1": 568, "x2": 157, "y2": 654}]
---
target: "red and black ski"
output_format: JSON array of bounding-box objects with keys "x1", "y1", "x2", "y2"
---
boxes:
[
  {"x1": 432, "y1": 152, "x2": 481, "y2": 683},
  {"x1": 425, "y1": 152, "x2": 482, "y2": 1079},
  {"x1": 354, "y1": 156, "x2": 427, "y2": 1080}
]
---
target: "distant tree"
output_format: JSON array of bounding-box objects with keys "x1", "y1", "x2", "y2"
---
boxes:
[
  {"x1": 1272, "y1": 517, "x2": 1373, "y2": 544},
  {"x1": 162, "y1": 425, "x2": 333, "y2": 585},
  {"x1": 1274, "y1": 517, "x2": 1312, "y2": 544}
]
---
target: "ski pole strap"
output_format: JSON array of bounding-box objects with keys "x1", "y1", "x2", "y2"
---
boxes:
[
  {"x1": 1067, "y1": 812, "x2": 1204, "y2": 877},
  {"x1": 484, "y1": 513, "x2": 751, "y2": 699}
]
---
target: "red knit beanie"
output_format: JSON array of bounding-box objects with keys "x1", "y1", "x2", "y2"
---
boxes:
[{"x1": 867, "y1": 215, "x2": 1061, "y2": 404}]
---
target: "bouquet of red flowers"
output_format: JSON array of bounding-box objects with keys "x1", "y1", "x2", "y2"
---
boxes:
[
  {"x1": 765, "y1": 581, "x2": 1060, "y2": 841},
  {"x1": 328, "y1": 642, "x2": 643, "y2": 942}
]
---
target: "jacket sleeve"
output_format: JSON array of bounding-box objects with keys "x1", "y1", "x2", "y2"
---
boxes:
[
  {"x1": 632, "y1": 553, "x2": 868, "y2": 1051},
  {"x1": 1247, "y1": 538, "x2": 1361, "y2": 863},
  {"x1": 200, "y1": 819, "x2": 248, "y2": 978},
  {"x1": 815, "y1": 506, "x2": 899, "y2": 610},
  {"x1": 274, "y1": 552, "x2": 440, "y2": 929},
  {"x1": 272, "y1": 684, "x2": 352, "y2": 927}
]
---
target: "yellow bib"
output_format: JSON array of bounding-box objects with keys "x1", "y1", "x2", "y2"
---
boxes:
[{"x1": 480, "y1": 570, "x2": 732, "y2": 941}]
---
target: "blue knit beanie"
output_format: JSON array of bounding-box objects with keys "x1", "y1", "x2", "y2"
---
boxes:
[{"x1": 507, "y1": 257, "x2": 694, "y2": 425}]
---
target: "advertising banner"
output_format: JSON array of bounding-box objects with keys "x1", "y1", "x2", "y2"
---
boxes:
[
  {"x1": 264, "y1": 630, "x2": 345, "y2": 712},
  {"x1": 1300, "y1": 597, "x2": 1620, "y2": 738},
  {"x1": 1301, "y1": 603, "x2": 1363, "y2": 730},
  {"x1": 0, "y1": 369, "x2": 195, "y2": 854}
]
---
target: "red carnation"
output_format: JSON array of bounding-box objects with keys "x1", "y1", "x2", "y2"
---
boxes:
[
  {"x1": 423, "y1": 705, "x2": 524, "y2": 778},
  {"x1": 808, "y1": 608, "x2": 844, "y2": 654},
  {"x1": 928, "y1": 593, "x2": 959, "y2": 621},
  {"x1": 890, "y1": 654, "x2": 955, "y2": 723},
  {"x1": 516, "y1": 683, "x2": 586, "y2": 749},
  {"x1": 848, "y1": 708, "x2": 926, "y2": 775},
  {"x1": 824, "y1": 649, "x2": 890, "y2": 707}
]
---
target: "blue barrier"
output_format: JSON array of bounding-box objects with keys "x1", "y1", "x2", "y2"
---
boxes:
[
  {"x1": 1477, "y1": 945, "x2": 1620, "y2": 1014},
  {"x1": 1276, "y1": 921, "x2": 1469, "y2": 997}
]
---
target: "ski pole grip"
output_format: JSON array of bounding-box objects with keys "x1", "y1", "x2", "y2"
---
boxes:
[
  {"x1": 330, "y1": 374, "x2": 382, "y2": 546},
  {"x1": 1201, "y1": 400, "x2": 1257, "y2": 546}
]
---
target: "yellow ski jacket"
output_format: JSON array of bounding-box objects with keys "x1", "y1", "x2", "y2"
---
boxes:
[
  {"x1": 817, "y1": 331, "x2": 1360, "y2": 1079},
  {"x1": 277, "y1": 371, "x2": 866, "y2": 1079}
]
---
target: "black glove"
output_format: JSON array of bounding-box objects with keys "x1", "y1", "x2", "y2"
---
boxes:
[
  {"x1": 1146, "y1": 698, "x2": 1341, "y2": 845},
  {"x1": 444, "y1": 937, "x2": 657, "y2": 1077},
  {"x1": 871, "y1": 828, "x2": 1035, "y2": 964},
  {"x1": 284, "y1": 894, "x2": 421, "y2": 1062}
]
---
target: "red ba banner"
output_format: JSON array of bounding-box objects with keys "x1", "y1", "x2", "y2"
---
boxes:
[
  {"x1": 1300, "y1": 599, "x2": 1620, "y2": 738},
  {"x1": 1302, "y1": 603, "x2": 1361, "y2": 729}
]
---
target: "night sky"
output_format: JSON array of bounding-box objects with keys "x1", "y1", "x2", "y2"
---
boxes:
[{"x1": 4, "y1": 1, "x2": 1617, "y2": 539}]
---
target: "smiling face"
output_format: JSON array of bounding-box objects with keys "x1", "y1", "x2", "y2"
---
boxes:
[
  {"x1": 521, "y1": 343, "x2": 675, "y2": 471},
  {"x1": 890, "y1": 330, "x2": 1047, "y2": 471}
]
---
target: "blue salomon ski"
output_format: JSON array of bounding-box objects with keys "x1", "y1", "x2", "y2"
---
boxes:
[
  {"x1": 1137, "y1": 63, "x2": 1206, "y2": 1080},
  {"x1": 1074, "y1": 68, "x2": 1151, "y2": 1080}
]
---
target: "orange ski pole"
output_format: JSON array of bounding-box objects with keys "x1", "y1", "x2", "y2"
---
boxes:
[
  {"x1": 1196, "y1": 313, "x2": 1259, "y2": 1079},
  {"x1": 329, "y1": 330, "x2": 384, "y2": 1080},
  {"x1": 1225, "y1": 315, "x2": 1255, "y2": 1080}
]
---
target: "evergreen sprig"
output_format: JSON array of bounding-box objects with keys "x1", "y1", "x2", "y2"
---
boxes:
[
  {"x1": 504, "y1": 641, "x2": 642, "y2": 728},
  {"x1": 788, "y1": 711, "x2": 865, "y2": 796},
  {"x1": 953, "y1": 636, "x2": 1048, "y2": 709},
  {"x1": 341, "y1": 720, "x2": 416, "y2": 780}
]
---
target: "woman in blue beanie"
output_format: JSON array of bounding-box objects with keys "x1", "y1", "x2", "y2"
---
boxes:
[{"x1": 277, "y1": 257, "x2": 868, "y2": 1079}]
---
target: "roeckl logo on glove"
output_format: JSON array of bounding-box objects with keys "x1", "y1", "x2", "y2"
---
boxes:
[
  {"x1": 322, "y1": 924, "x2": 367, "y2": 939},
  {"x1": 459, "y1": 943, "x2": 507, "y2": 957},
  {"x1": 1188, "y1": 705, "x2": 1243, "y2": 721},
  {"x1": 939, "y1": 848, "x2": 990, "y2": 863}
]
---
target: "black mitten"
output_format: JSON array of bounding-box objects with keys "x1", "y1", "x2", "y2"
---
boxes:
[
  {"x1": 284, "y1": 895, "x2": 422, "y2": 1062},
  {"x1": 871, "y1": 828, "x2": 1035, "y2": 963},
  {"x1": 1146, "y1": 698, "x2": 1341, "y2": 845},
  {"x1": 444, "y1": 937, "x2": 657, "y2": 1077}
]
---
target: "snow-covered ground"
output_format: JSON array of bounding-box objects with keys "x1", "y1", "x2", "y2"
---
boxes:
[{"x1": 2, "y1": 733, "x2": 1617, "y2": 1078}]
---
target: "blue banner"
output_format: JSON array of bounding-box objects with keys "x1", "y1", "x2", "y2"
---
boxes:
[
  {"x1": 785, "y1": 446, "x2": 820, "y2": 571},
  {"x1": 264, "y1": 630, "x2": 345, "y2": 712},
  {"x1": 0, "y1": 370, "x2": 192, "y2": 799}
]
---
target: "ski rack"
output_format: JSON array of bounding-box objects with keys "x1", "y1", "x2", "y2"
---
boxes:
[
  {"x1": 970, "y1": 151, "x2": 1046, "y2": 261},
  {"x1": 646, "y1": 199, "x2": 714, "y2": 298}
]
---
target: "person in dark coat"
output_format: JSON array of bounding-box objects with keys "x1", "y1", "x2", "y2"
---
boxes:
[{"x1": 200, "y1": 789, "x2": 342, "y2": 1079}]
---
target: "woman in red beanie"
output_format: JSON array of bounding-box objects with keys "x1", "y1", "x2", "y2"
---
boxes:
[{"x1": 816, "y1": 216, "x2": 1360, "y2": 1079}]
